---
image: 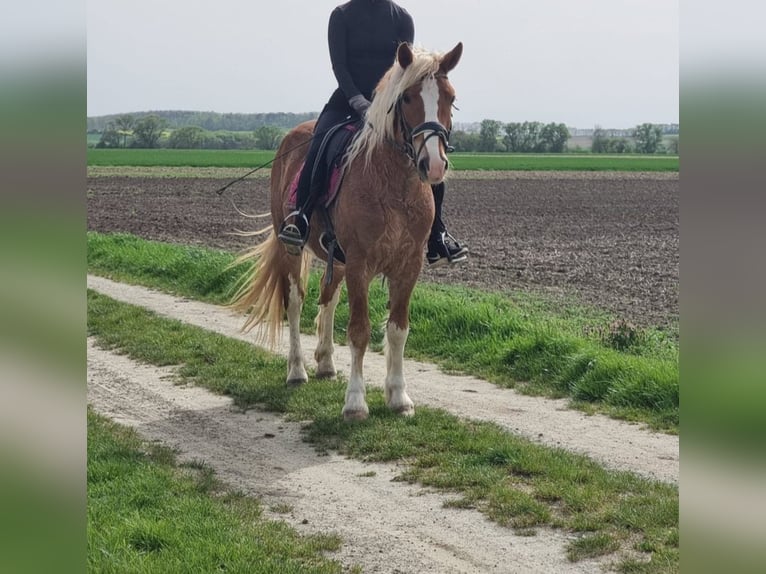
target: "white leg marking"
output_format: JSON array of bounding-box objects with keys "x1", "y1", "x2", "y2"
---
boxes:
[
  {"x1": 420, "y1": 77, "x2": 446, "y2": 182},
  {"x1": 286, "y1": 279, "x2": 307, "y2": 384},
  {"x1": 343, "y1": 341, "x2": 369, "y2": 420},
  {"x1": 314, "y1": 285, "x2": 341, "y2": 378},
  {"x1": 384, "y1": 322, "x2": 414, "y2": 415}
]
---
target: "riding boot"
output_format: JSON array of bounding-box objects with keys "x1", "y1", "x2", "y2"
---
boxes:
[
  {"x1": 278, "y1": 160, "x2": 317, "y2": 255},
  {"x1": 277, "y1": 135, "x2": 322, "y2": 254},
  {"x1": 278, "y1": 105, "x2": 349, "y2": 255},
  {"x1": 426, "y1": 182, "x2": 468, "y2": 267}
]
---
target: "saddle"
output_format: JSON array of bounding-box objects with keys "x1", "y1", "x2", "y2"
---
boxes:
[
  {"x1": 287, "y1": 119, "x2": 360, "y2": 211},
  {"x1": 287, "y1": 118, "x2": 361, "y2": 266}
]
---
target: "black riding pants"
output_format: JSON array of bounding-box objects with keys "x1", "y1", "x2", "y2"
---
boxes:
[{"x1": 296, "y1": 103, "x2": 353, "y2": 212}]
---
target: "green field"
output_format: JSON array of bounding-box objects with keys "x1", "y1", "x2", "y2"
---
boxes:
[
  {"x1": 87, "y1": 148, "x2": 679, "y2": 172},
  {"x1": 449, "y1": 153, "x2": 678, "y2": 172}
]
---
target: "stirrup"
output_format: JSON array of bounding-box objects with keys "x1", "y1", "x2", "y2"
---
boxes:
[
  {"x1": 278, "y1": 210, "x2": 309, "y2": 255},
  {"x1": 443, "y1": 232, "x2": 468, "y2": 264},
  {"x1": 427, "y1": 231, "x2": 468, "y2": 268}
]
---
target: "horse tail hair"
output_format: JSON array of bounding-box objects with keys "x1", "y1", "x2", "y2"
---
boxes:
[{"x1": 228, "y1": 231, "x2": 310, "y2": 349}]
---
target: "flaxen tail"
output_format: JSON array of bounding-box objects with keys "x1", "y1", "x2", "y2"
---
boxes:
[{"x1": 229, "y1": 231, "x2": 310, "y2": 349}]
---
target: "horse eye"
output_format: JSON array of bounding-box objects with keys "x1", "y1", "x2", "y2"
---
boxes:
[{"x1": 402, "y1": 94, "x2": 411, "y2": 104}]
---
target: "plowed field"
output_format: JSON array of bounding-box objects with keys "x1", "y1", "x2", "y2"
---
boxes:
[{"x1": 87, "y1": 171, "x2": 678, "y2": 327}]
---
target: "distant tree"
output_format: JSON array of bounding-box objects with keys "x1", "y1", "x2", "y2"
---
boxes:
[
  {"x1": 666, "y1": 136, "x2": 679, "y2": 155},
  {"x1": 254, "y1": 125, "x2": 284, "y2": 150},
  {"x1": 503, "y1": 123, "x2": 523, "y2": 152},
  {"x1": 478, "y1": 119, "x2": 502, "y2": 152},
  {"x1": 518, "y1": 121, "x2": 543, "y2": 152},
  {"x1": 132, "y1": 115, "x2": 167, "y2": 148},
  {"x1": 168, "y1": 126, "x2": 205, "y2": 149},
  {"x1": 448, "y1": 130, "x2": 480, "y2": 152},
  {"x1": 591, "y1": 126, "x2": 609, "y2": 153},
  {"x1": 540, "y1": 123, "x2": 570, "y2": 153},
  {"x1": 503, "y1": 122, "x2": 568, "y2": 152},
  {"x1": 607, "y1": 138, "x2": 633, "y2": 154},
  {"x1": 96, "y1": 123, "x2": 120, "y2": 148},
  {"x1": 114, "y1": 114, "x2": 135, "y2": 148},
  {"x1": 633, "y1": 123, "x2": 664, "y2": 154}
]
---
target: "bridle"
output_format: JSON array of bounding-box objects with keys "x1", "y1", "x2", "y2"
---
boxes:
[{"x1": 387, "y1": 73, "x2": 454, "y2": 166}]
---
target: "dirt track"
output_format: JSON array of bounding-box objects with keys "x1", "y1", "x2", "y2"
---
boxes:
[
  {"x1": 87, "y1": 274, "x2": 678, "y2": 573},
  {"x1": 87, "y1": 170, "x2": 678, "y2": 328}
]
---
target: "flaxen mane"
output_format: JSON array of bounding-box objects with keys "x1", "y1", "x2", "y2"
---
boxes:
[{"x1": 344, "y1": 46, "x2": 446, "y2": 168}]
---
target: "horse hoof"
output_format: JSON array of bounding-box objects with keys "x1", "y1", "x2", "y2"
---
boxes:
[
  {"x1": 392, "y1": 404, "x2": 415, "y2": 417},
  {"x1": 343, "y1": 409, "x2": 369, "y2": 422},
  {"x1": 286, "y1": 378, "x2": 307, "y2": 387},
  {"x1": 314, "y1": 370, "x2": 336, "y2": 380}
]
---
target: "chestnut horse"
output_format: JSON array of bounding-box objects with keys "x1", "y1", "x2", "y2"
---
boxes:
[{"x1": 231, "y1": 42, "x2": 463, "y2": 420}]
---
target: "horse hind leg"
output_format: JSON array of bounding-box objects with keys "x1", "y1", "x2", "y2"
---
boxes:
[
  {"x1": 314, "y1": 267, "x2": 344, "y2": 379},
  {"x1": 285, "y1": 258, "x2": 308, "y2": 386}
]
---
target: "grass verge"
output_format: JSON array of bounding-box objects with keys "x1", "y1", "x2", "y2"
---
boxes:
[
  {"x1": 87, "y1": 291, "x2": 678, "y2": 572},
  {"x1": 87, "y1": 408, "x2": 345, "y2": 573},
  {"x1": 88, "y1": 231, "x2": 678, "y2": 432}
]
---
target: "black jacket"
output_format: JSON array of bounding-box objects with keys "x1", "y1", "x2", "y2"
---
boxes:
[{"x1": 326, "y1": 0, "x2": 414, "y2": 107}]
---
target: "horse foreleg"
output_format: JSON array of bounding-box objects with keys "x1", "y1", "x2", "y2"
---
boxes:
[
  {"x1": 285, "y1": 275, "x2": 308, "y2": 386},
  {"x1": 342, "y1": 270, "x2": 371, "y2": 421},
  {"x1": 314, "y1": 268, "x2": 344, "y2": 378},
  {"x1": 384, "y1": 275, "x2": 417, "y2": 416}
]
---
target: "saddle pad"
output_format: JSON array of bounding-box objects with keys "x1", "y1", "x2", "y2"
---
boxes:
[{"x1": 287, "y1": 122, "x2": 359, "y2": 209}]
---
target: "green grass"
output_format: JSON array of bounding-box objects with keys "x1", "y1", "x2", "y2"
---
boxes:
[
  {"x1": 87, "y1": 291, "x2": 679, "y2": 572},
  {"x1": 448, "y1": 153, "x2": 678, "y2": 172},
  {"x1": 87, "y1": 408, "x2": 345, "y2": 573},
  {"x1": 88, "y1": 231, "x2": 678, "y2": 432},
  {"x1": 87, "y1": 148, "x2": 678, "y2": 171},
  {"x1": 87, "y1": 231, "x2": 248, "y2": 303}
]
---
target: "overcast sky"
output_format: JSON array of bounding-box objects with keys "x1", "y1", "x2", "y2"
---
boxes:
[{"x1": 87, "y1": 0, "x2": 679, "y2": 128}]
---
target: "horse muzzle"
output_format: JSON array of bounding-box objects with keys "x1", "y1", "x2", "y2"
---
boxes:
[
  {"x1": 418, "y1": 156, "x2": 448, "y2": 184},
  {"x1": 411, "y1": 122, "x2": 450, "y2": 184}
]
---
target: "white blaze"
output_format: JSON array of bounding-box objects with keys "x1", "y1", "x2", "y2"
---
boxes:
[{"x1": 419, "y1": 76, "x2": 446, "y2": 182}]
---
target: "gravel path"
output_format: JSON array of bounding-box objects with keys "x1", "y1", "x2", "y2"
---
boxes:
[{"x1": 87, "y1": 274, "x2": 678, "y2": 484}]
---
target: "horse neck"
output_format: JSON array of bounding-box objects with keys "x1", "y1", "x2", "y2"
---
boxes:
[{"x1": 354, "y1": 137, "x2": 424, "y2": 194}]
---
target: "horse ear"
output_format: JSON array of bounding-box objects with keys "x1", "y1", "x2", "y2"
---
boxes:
[
  {"x1": 439, "y1": 42, "x2": 463, "y2": 74},
  {"x1": 397, "y1": 42, "x2": 414, "y2": 69}
]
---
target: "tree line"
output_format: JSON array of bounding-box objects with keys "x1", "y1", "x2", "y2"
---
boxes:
[
  {"x1": 450, "y1": 120, "x2": 571, "y2": 153},
  {"x1": 93, "y1": 114, "x2": 287, "y2": 150},
  {"x1": 87, "y1": 110, "x2": 317, "y2": 133},
  {"x1": 449, "y1": 120, "x2": 677, "y2": 154},
  {"x1": 591, "y1": 124, "x2": 678, "y2": 155},
  {"x1": 90, "y1": 112, "x2": 678, "y2": 154}
]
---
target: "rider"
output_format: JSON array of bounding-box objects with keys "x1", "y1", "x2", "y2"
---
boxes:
[{"x1": 277, "y1": 0, "x2": 468, "y2": 267}]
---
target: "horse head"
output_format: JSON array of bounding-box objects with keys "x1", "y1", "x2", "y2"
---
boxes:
[{"x1": 394, "y1": 42, "x2": 463, "y2": 184}]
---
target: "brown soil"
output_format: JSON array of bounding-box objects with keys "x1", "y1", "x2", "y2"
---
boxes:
[{"x1": 86, "y1": 171, "x2": 678, "y2": 328}]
